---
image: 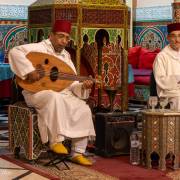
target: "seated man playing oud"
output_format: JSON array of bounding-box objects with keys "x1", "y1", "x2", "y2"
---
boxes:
[{"x1": 8, "y1": 20, "x2": 96, "y2": 166}]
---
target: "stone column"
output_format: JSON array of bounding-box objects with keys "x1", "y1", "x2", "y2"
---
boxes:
[{"x1": 172, "y1": 0, "x2": 180, "y2": 22}]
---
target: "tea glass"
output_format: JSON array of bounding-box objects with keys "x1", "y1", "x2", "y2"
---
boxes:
[{"x1": 148, "y1": 96, "x2": 158, "y2": 111}]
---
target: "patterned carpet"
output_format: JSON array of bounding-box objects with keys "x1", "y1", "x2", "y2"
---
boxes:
[
  {"x1": 2, "y1": 154, "x2": 118, "y2": 180},
  {"x1": 0, "y1": 130, "x2": 174, "y2": 180},
  {"x1": 33, "y1": 159, "x2": 118, "y2": 180},
  {"x1": 0, "y1": 127, "x2": 117, "y2": 179}
]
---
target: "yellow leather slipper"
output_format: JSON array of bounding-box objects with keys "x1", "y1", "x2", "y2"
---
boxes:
[
  {"x1": 71, "y1": 154, "x2": 92, "y2": 166},
  {"x1": 50, "y1": 143, "x2": 68, "y2": 154}
]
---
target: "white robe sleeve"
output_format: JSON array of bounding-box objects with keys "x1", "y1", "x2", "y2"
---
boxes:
[
  {"x1": 8, "y1": 44, "x2": 37, "y2": 80},
  {"x1": 70, "y1": 82, "x2": 91, "y2": 99},
  {"x1": 153, "y1": 54, "x2": 179, "y2": 91}
]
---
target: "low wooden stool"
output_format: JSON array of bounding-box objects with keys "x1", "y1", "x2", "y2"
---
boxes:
[
  {"x1": 142, "y1": 110, "x2": 180, "y2": 170},
  {"x1": 9, "y1": 101, "x2": 71, "y2": 170},
  {"x1": 8, "y1": 101, "x2": 45, "y2": 160}
]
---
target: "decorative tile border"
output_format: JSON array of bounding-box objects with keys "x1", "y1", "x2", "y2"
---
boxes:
[
  {"x1": 133, "y1": 23, "x2": 170, "y2": 50},
  {"x1": 0, "y1": 21, "x2": 26, "y2": 25},
  {"x1": 0, "y1": 5, "x2": 28, "y2": 20},
  {"x1": 135, "y1": 6, "x2": 172, "y2": 22},
  {"x1": 0, "y1": 24, "x2": 28, "y2": 62}
]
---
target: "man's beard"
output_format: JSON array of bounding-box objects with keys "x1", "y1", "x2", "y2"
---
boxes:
[{"x1": 54, "y1": 45, "x2": 64, "y2": 53}]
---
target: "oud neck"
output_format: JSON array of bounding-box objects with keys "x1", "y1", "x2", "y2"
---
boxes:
[{"x1": 58, "y1": 74, "x2": 96, "y2": 83}]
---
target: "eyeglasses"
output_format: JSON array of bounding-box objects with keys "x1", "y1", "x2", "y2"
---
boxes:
[{"x1": 168, "y1": 34, "x2": 180, "y2": 39}]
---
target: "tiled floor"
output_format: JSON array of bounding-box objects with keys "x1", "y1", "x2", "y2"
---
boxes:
[
  {"x1": 0, "y1": 130, "x2": 54, "y2": 180},
  {"x1": 0, "y1": 130, "x2": 9, "y2": 155},
  {"x1": 0, "y1": 158, "x2": 49, "y2": 180}
]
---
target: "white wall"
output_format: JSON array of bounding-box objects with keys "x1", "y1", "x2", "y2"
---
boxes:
[
  {"x1": 0, "y1": 0, "x2": 36, "y2": 5},
  {"x1": 135, "y1": 0, "x2": 173, "y2": 8}
]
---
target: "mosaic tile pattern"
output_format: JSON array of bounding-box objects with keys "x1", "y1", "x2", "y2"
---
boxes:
[
  {"x1": 0, "y1": 4, "x2": 28, "y2": 63},
  {"x1": 133, "y1": 85, "x2": 150, "y2": 102},
  {"x1": 0, "y1": 25, "x2": 27, "y2": 62},
  {"x1": 0, "y1": 5, "x2": 28, "y2": 20},
  {"x1": 135, "y1": 6, "x2": 172, "y2": 22},
  {"x1": 133, "y1": 24, "x2": 169, "y2": 50},
  {"x1": 132, "y1": 5, "x2": 172, "y2": 50}
]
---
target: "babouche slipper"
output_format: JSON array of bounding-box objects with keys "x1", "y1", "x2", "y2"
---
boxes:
[
  {"x1": 71, "y1": 154, "x2": 92, "y2": 166},
  {"x1": 50, "y1": 143, "x2": 68, "y2": 154}
]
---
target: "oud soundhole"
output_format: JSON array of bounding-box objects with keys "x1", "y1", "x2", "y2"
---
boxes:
[
  {"x1": 44, "y1": 58, "x2": 49, "y2": 64},
  {"x1": 50, "y1": 66, "x2": 58, "y2": 81}
]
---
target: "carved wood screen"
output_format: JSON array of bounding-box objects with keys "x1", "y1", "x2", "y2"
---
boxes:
[{"x1": 81, "y1": 39, "x2": 124, "y2": 111}]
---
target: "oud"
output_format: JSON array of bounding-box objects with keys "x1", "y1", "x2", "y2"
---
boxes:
[{"x1": 16, "y1": 52, "x2": 100, "y2": 93}]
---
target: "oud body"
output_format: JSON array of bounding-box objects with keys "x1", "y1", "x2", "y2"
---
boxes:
[{"x1": 16, "y1": 52, "x2": 81, "y2": 93}]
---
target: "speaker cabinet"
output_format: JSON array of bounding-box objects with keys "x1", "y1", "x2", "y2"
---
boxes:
[{"x1": 95, "y1": 112, "x2": 136, "y2": 157}]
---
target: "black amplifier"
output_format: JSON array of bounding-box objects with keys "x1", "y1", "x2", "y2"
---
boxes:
[{"x1": 95, "y1": 112, "x2": 136, "y2": 157}]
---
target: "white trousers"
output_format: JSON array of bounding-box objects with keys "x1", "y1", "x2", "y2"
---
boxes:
[
  {"x1": 55, "y1": 135, "x2": 88, "y2": 154},
  {"x1": 71, "y1": 137, "x2": 88, "y2": 154}
]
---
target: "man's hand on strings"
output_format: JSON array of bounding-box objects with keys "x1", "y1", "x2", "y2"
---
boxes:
[{"x1": 26, "y1": 70, "x2": 40, "y2": 83}]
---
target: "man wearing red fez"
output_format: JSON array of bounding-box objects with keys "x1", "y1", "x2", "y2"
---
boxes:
[
  {"x1": 8, "y1": 20, "x2": 95, "y2": 166},
  {"x1": 153, "y1": 22, "x2": 180, "y2": 110}
]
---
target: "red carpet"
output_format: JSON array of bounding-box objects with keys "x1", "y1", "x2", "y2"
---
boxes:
[
  {"x1": 91, "y1": 156, "x2": 171, "y2": 180},
  {"x1": 1, "y1": 153, "x2": 173, "y2": 180}
]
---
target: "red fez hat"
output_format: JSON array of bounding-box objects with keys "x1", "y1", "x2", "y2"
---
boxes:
[
  {"x1": 52, "y1": 20, "x2": 71, "y2": 34},
  {"x1": 167, "y1": 23, "x2": 180, "y2": 34}
]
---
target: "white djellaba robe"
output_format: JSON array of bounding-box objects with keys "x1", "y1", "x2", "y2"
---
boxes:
[
  {"x1": 8, "y1": 39, "x2": 96, "y2": 144},
  {"x1": 153, "y1": 45, "x2": 180, "y2": 110}
]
